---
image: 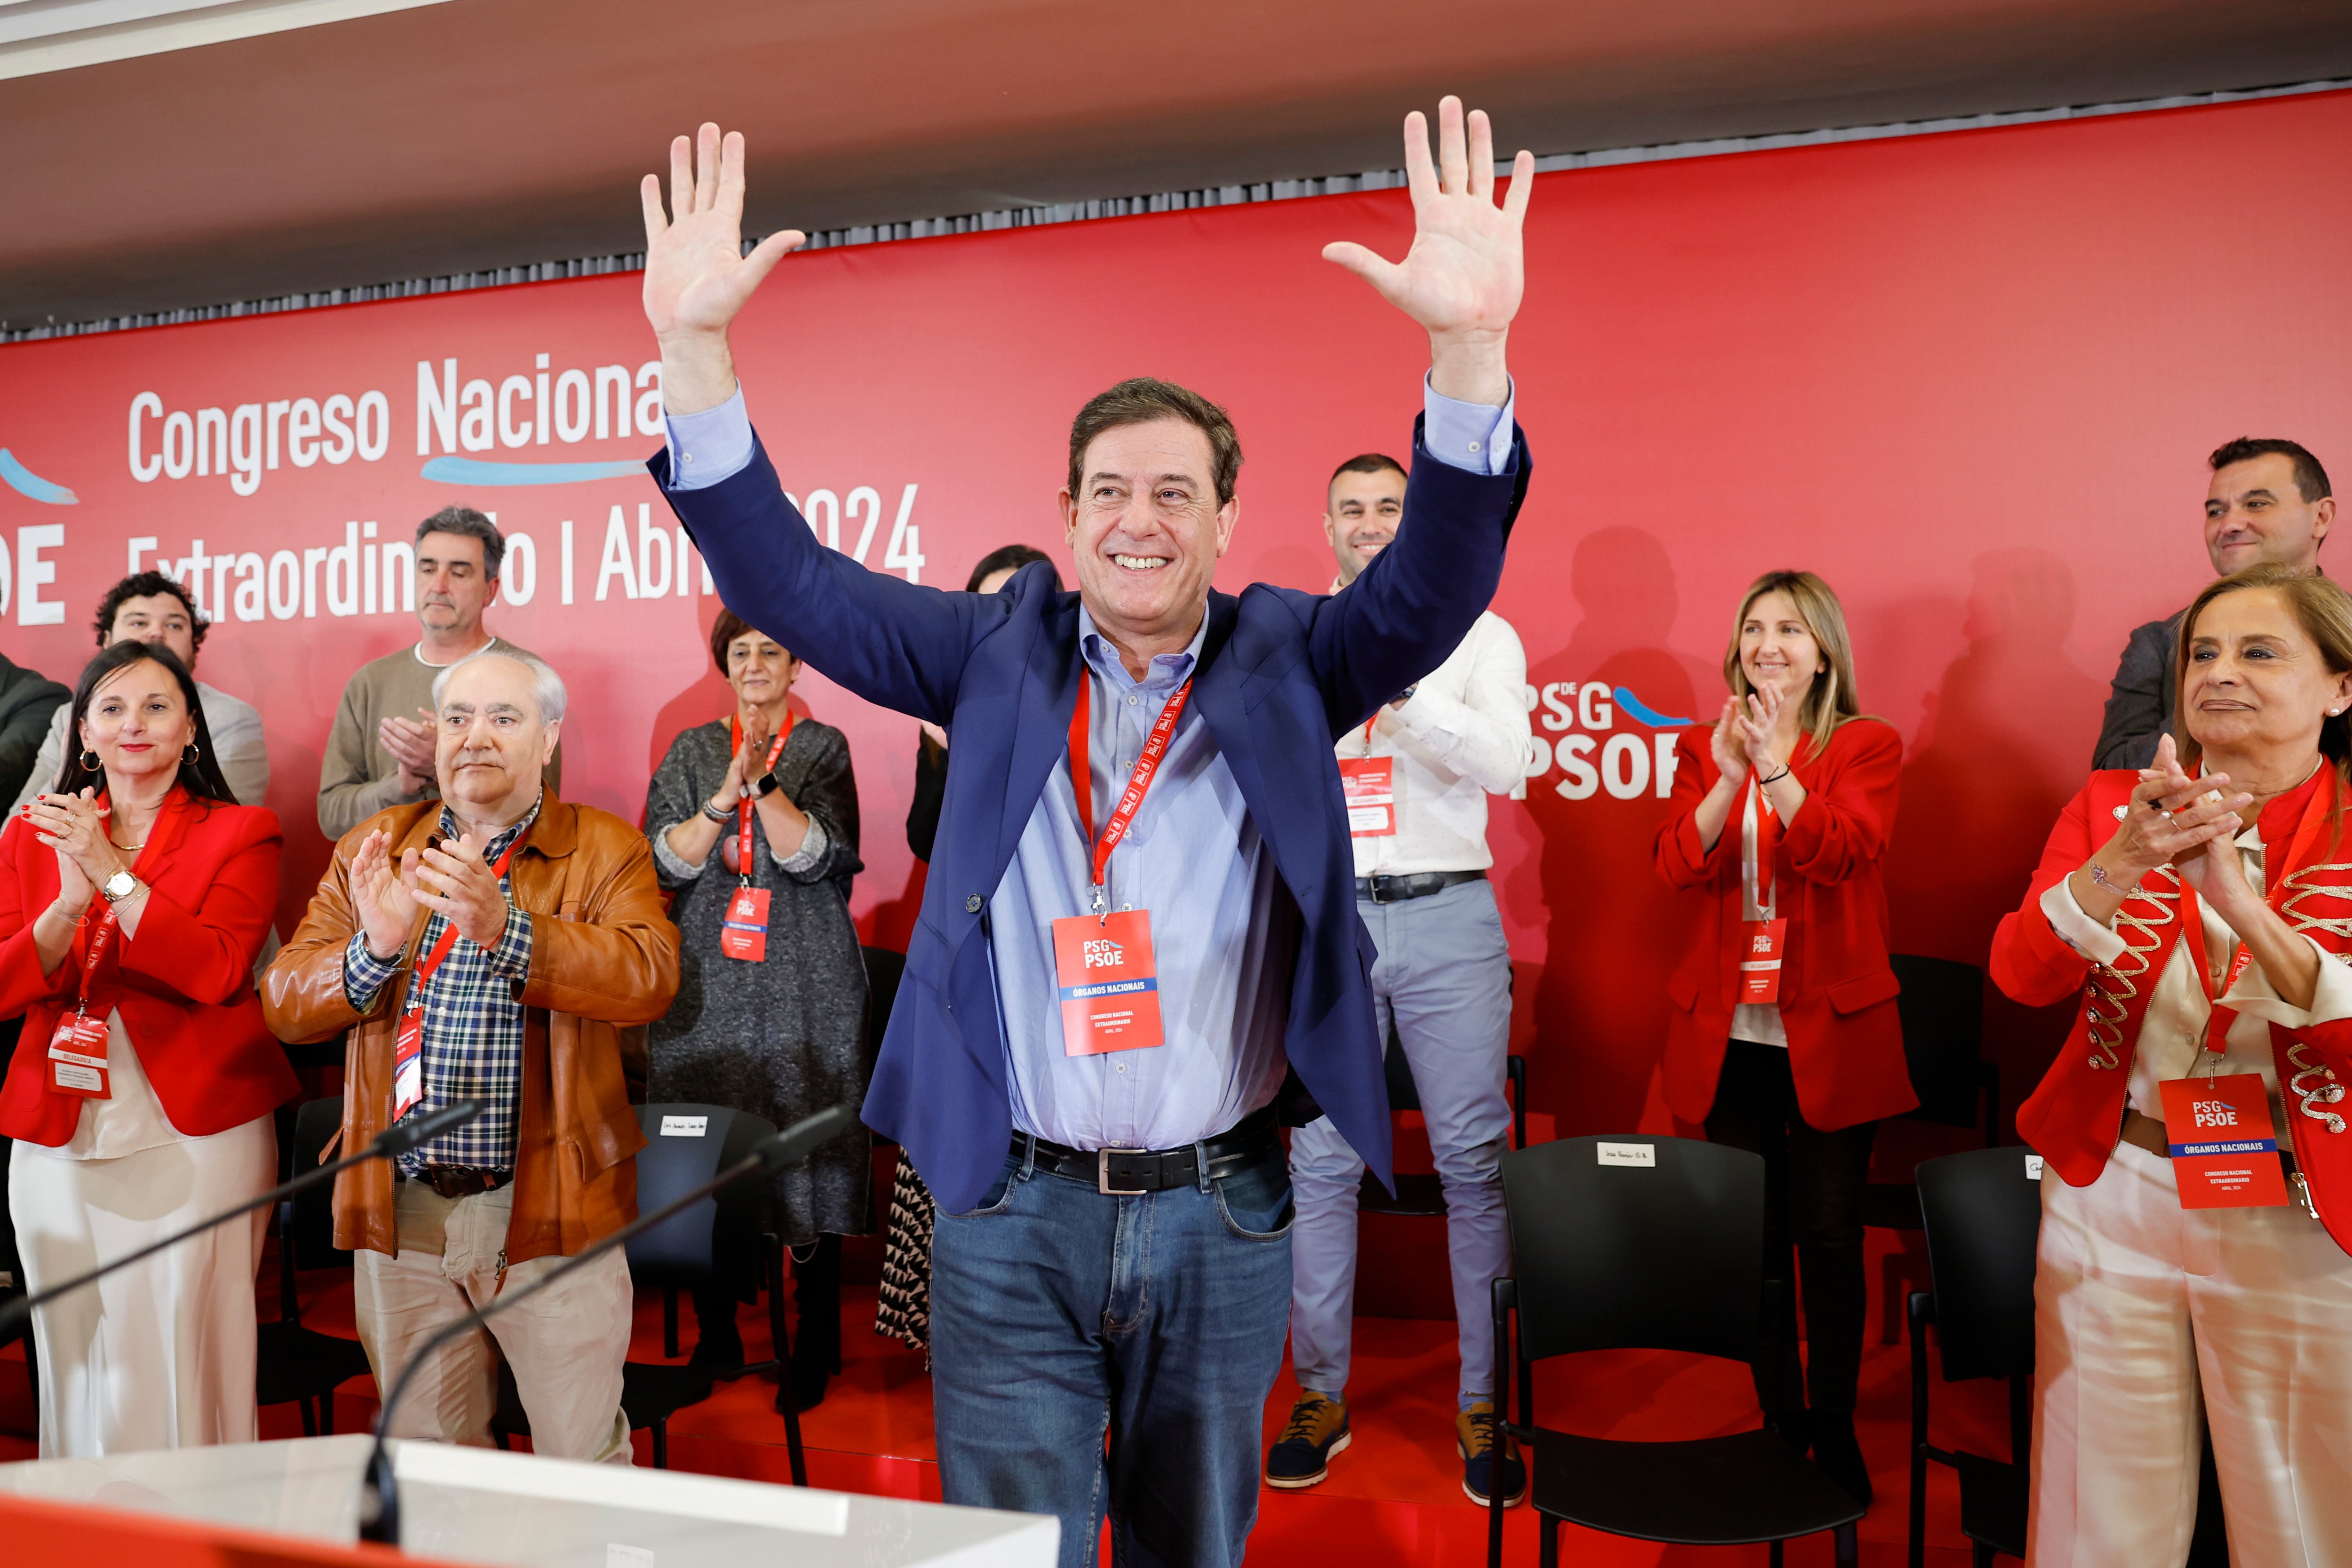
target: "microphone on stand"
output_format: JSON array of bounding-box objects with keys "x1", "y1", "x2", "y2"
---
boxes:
[
  {"x1": 0, "y1": 1099, "x2": 485, "y2": 1341},
  {"x1": 357, "y1": 1103, "x2": 858, "y2": 1546}
]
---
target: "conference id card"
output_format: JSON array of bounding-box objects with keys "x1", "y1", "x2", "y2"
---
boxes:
[
  {"x1": 1051, "y1": 909, "x2": 1164, "y2": 1056},
  {"x1": 1739, "y1": 919, "x2": 1788, "y2": 1005},
  {"x1": 392, "y1": 1009, "x2": 426, "y2": 1122},
  {"x1": 721, "y1": 886, "x2": 772, "y2": 963},
  {"x1": 2158, "y1": 1073, "x2": 2290, "y2": 1209},
  {"x1": 47, "y1": 1010, "x2": 109, "y2": 1098},
  {"x1": 1338, "y1": 758, "x2": 1396, "y2": 837}
]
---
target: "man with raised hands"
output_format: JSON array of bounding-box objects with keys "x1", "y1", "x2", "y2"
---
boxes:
[{"x1": 641, "y1": 101, "x2": 1534, "y2": 1565}]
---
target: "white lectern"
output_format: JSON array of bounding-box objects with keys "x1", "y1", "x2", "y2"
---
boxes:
[{"x1": 0, "y1": 1433, "x2": 1057, "y2": 1567}]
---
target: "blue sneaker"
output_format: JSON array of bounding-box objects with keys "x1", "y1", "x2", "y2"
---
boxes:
[
  {"x1": 1458, "y1": 1402, "x2": 1526, "y2": 1507},
  {"x1": 1265, "y1": 1393, "x2": 1351, "y2": 1489}
]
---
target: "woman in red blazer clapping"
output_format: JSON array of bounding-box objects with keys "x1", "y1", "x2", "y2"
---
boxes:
[
  {"x1": 1653, "y1": 569, "x2": 1913, "y2": 1507},
  {"x1": 0, "y1": 640, "x2": 295, "y2": 1457}
]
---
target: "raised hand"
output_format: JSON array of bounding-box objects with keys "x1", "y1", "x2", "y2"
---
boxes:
[
  {"x1": 405, "y1": 832, "x2": 514, "y2": 950},
  {"x1": 1708, "y1": 698, "x2": 1751, "y2": 785},
  {"x1": 350, "y1": 828, "x2": 420, "y2": 960},
  {"x1": 1732, "y1": 685, "x2": 1786, "y2": 774},
  {"x1": 2103, "y1": 735, "x2": 2246, "y2": 886},
  {"x1": 1323, "y1": 97, "x2": 1534, "y2": 406},
  {"x1": 380, "y1": 707, "x2": 438, "y2": 796},
  {"x1": 641, "y1": 124, "x2": 805, "y2": 415}
]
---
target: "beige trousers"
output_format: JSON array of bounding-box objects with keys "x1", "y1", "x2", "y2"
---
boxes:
[
  {"x1": 2027, "y1": 1140, "x2": 2352, "y2": 1568},
  {"x1": 353, "y1": 1178, "x2": 634, "y2": 1464}
]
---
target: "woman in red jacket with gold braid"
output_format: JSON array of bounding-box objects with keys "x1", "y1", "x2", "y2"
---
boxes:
[
  {"x1": 1993, "y1": 562, "x2": 2352, "y2": 1568},
  {"x1": 1654, "y1": 569, "x2": 1914, "y2": 1507}
]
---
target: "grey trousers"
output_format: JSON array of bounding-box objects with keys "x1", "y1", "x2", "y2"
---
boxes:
[{"x1": 1288, "y1": 876, "x2": 1514, "y2": 1407}]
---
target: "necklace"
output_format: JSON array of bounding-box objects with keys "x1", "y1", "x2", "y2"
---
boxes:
[{"x1": 110, "y1": 841, "x2": 145, "y2": 852}]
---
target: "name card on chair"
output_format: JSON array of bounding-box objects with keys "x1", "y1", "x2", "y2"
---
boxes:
[
  {"x1": 659, "y1": 1115, "x2": 709, "y2": 1138},
  {"x1": 1596, "y1": 1142, "x2": 1656, "y2": 1168}
]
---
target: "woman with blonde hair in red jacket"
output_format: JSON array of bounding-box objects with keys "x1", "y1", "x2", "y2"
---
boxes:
[
  {"x1": 1992, "y1": 561, "x2": 2352, "y2": 1567},
  {"x1": 1654, "y1": 569, "x2": 1913, "y2": 1505}
]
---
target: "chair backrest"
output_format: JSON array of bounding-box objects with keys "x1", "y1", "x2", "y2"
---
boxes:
[
  {"x1": 1916, "y1": 1145, "x2": 2042, "y2": 1382},
  {"x1": 1891, "y1": 954, "x2": 1986, "y2": 1128},
  {"x1": 1501, "y1": 1135, "x2": 1764, "y2": 1363},
  {"x1": 629, "y1": 1103, "x2": 777, "y2": 1283},
  {"x1": 291, "y1": 1096, "x2": 350, "y2": 1270}
]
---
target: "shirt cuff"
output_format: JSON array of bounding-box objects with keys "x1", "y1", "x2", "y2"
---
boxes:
[
  {"x1": 2225, "y1": 940, "x2": 2352, "y2": 1031},
  {"x1": 483, "y1": 905, "x2": 534, "y2": 980},
  {"x1": 663, "y1": 387, "x2": 755, "y2": 491},
  {"x1": 652, "y1": 822, "x2": 710, "y2": 882},
  {"x1": 344, "y1": 932, "x2": 400, "y2": 1013},
  {"x1": 1421, "y1": 374, "x2": 1516, "y2": 476},
  {"x1": 2040, "y1": 876, "x2": 2128, "y2": 967},
  {"x1": 772, "y1": 816, "x2": 829, "y2": 874}
]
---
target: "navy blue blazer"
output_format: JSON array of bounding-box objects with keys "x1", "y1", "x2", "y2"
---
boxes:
[{"x1": 652, "y1": 420, "x2": 1531, "y2": 1212}]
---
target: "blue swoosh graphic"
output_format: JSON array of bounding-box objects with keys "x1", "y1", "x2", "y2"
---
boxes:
[
  {"x1": 1613, "y1": 687, "x2": 1692, "y2": 728},
  {"x1": 421, "y1": 457, "x2": 644, "y2": 487},
  {"x1": 0, "y1": 449, "x2": 77, "y2": 504}
]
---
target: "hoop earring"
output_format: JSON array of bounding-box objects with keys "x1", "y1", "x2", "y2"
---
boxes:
[
  {"x1": 182, "y1": 742, "x2": 201, "y2": 765},
  {"x1": 78, "y1": 749, "x2": 99, "y2": 772}
]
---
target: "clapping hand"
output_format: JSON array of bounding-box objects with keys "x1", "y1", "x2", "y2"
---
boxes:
[
  {"x1": 1708, "y1": 698, "x2": 1752, "y2": 785},
  {"x1": 2130, "y1": 735, "x2": 2255, "y2": 907},
  {"x1": 380, "y1": 707, "x2": 438, "y2": 795},
  {"x1": 1323, "y1": 97, "x2": 1533, "y2": 406},
  {"x1": 1731, "y1": 684, "x2": 1787, "y2": 775},
  {"x1": 407, "y1": 832, "x2": 513, "y2": 950},
  {"x1": 23, "y1": 789, "x2": 117, "y2": 917},
  {"x1": 642, "y1": 124, "x2": 806, "y2": 415},
  {"x1": 351, "y1": 828, "x2": 421, "y2": 960}
]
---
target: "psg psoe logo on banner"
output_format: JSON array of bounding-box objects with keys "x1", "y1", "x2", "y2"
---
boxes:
[
  {"x1": 1520, "y1": 681, "x2": 1691, "y2": 801},
  {"x1": 1053, "y1": 910, "x2": 1163, "y2": 1057}
]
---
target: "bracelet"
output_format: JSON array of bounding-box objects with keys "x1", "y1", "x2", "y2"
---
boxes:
[
  {"x1": 2087, "y1": 861, "x2": 2136, "y2": 894},
  {"x1": 1756, "y1": 765, "x2": 1792, "y2": 787},
  {"x1": 700, "y1": 798, "x2": 733, "y2": 823}
]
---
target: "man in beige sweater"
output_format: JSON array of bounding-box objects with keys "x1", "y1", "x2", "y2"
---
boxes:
[{"x1": 317, "y1": 508, "x2": 562, "y2": 841}]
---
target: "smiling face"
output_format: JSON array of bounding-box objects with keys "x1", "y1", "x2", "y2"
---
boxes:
[
  {"x1": 1060, "y1": 418, "x2": 1237, "y2": 658},
  {"x1": 434, "y1": 655, "x2": 556, "y2": 821},
  {"x1": 104, "y1": 592, "x2": 198, "y2": 669},
  {"x1": 1738, "y1": 590, "x2": 1825, "y2": 709},
  {"x1": 2205, "y1": 454, "x2": 2335, "y2": 576},
  {"x1": 2181, "y1": 586, "x2": 2352, "y2": 761},
  {"x1": 415, "y1": 530, "x2": 497, "y2": 638},
  {"x1": 1325, "y1": 467, "x2": 1406, "y2": 586},
  {"x1": 79, "y1": 657, "x2": 195, "y2": 791},
  {"x1": 725, "y1": 630, "x2": 800, "y2": 710}
]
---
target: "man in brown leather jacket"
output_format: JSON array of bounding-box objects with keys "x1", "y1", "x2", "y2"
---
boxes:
[{"x1": 265, "y1": 650, "x2": 678, "y2": 1462}]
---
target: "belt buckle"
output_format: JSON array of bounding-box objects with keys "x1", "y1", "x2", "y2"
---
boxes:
[
  {"x1": 1097, "y1": 1148, "x2": 1149, "y2": 1196},
  {"x1": 1367, "y1": 876, "x2": 1394, "y2": 906}
]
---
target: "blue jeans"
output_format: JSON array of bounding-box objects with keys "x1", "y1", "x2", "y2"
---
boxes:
[
  {"x1": 1289, "y1": 878, "x2": 1514, "y2": 1408},
  {"x1": 931, "y1": 1139, "x2": 1295, "y2": 1568}
]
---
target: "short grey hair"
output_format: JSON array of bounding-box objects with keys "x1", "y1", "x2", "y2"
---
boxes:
[
  {"x1": 417, "y1": 506, "x2": 506, "y2": 579},
  {"x1": 431, "y1": 649, "x2": 567, "y2": 725}
]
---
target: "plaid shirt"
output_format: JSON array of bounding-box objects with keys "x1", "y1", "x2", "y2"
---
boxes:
[{"x1": 344, "y1": 798, "x2": 540, "y2": 1174}]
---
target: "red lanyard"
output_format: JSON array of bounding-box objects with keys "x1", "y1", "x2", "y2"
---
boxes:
[
  {"x1": 731, "y1": 714, "x2": 792, "y2": 884},
  {"x1": 1747, "y1": 773, "x2": 1783, "y2": 917},
  {"x1": 404, "y1": 829, "x2": 529, "y2": 1012},
  {"x1": 1067, "y1": 675, "x2": 1192, "y2": 905},
  {"x1": 2184, "y1": 769, "x2": 2335, "y2": 1058},
  {"x1": 67, "y1": 790, "x2": 188, "y2": 1017}
]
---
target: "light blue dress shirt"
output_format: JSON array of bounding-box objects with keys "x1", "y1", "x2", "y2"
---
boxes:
[{"x1": 666, "y1": 376, "x2": 1514, "y2": 1149}]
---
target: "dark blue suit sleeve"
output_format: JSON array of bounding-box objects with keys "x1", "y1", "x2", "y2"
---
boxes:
[
  {"x1": 650, "y1": 436, "x2": 992, "y2": 724},
  {"x1": 1306, "y1": 417, "x2": 1532, "y2": 737}
]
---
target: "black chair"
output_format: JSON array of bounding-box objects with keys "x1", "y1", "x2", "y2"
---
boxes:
[
  {"x1": 490, "y1": 1103, "x2": 807, "y2": 1481},
  {"x1": 255, "y1": 1096, "x2": 373, "y2": 1434},
  {"x1": 1356, "y1": 1038, "x2": 1528, "y2": 1217},
  {"x1": 1871, "y1": 955, "x2": 1997, "y2": 1342},
  {"x1": 1906, "y1": 1146, "x2": 2040, "y2": 1568},
  {"x1": 1490, "y1": 1135, "x2": 1863, "y2": 1568}
]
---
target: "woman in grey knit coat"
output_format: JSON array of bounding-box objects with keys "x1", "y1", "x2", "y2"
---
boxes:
[{"x1": 644, "y1": 608, "x2": 870, "y2": 1411}]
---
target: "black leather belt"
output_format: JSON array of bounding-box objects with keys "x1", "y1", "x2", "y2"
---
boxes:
[
  {"x1": 1014, "y1": 1105, "x2": 1279, "y2": 1195},
  {"x1": 411, "y1": 1166, "x2": 508, "y2": 1200},
  {"x1": 1357, "y1": 868, "x2": 1485, "y2": 905}
]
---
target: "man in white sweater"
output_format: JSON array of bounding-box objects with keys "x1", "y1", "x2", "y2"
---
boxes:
[
  {"x1": 12, "y1": 571, "x2": 268, "y2": 812},
  {"x1": 1267, "y1": 452, "x2": 1531, "y2": 1507}
]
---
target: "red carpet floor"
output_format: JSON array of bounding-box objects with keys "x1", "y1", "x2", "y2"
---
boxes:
[{"x1": 0, "y1": 1228, "x2": 2008, "y2": 1564}]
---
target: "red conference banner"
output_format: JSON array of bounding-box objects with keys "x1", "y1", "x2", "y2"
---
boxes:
[{"x1": 0, "y1": 89, "x2": 2347, "y2": 1146}]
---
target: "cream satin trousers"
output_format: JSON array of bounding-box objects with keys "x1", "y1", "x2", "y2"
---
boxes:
[
  {"x1": 2028, "y1": 1140, "x2": 2352, "y2": 1567},
  {"x1": 353, "y1": 1177, "x2": 634, "y2": 1464},
  {"x1": 8, "y1": 1114, "x2": 275, "y2": 1458}
]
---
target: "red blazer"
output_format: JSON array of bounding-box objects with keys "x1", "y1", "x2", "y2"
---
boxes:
[
  {"x1": 1992, "y1": 768, "x2": 2352, "y2": 1256},
  {"x1": 0, "y1": 789, "x2": 297, "y2": 1146},
  {"x1": 1653, "y1": 718, "x2": 1915, "y2": 1132}
]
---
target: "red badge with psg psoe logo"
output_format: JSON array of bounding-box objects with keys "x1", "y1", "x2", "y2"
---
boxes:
[
  {"x1": 1339, "y1": 757, "x2": 1395, "y2": 836},
  {"x1": 2159, "y1": 1074, "x2": 2290, "y2": 1209},
  {"x1": 1052, "y1": 909, "x2": 1163, "y2": 1055}
]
